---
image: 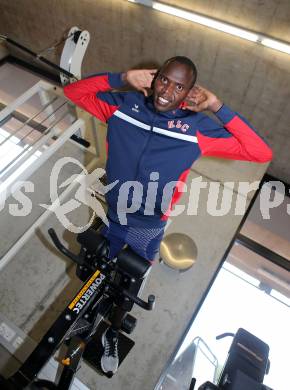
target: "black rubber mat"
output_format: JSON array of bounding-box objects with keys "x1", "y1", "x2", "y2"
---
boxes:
[{"x1": 83, "y1": 321, "x2": 135, "y2": 378}]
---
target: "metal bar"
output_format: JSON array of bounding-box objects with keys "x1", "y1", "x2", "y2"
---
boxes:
[
  {"x1": 236, "y1": 233, "x2": 290, "y2": 272},
  {"x1": 0, "y1": 123, "x2": 99, "y2": 272},
  {"x1": 0, "y1": 96, "x2": 59, "y2": 146},
  {"x1": 2, "y1": 36, "x2": 77, "y2": 79},
  {"x1": 56, "y1": 337, "x2": 85, "y2": 389},
  {"x1": 0, "y1": 116, "x2": 79, "y2": 199},
  {"x1": 193, "y1": 337, "x2": 218, "y2": 367},
  {"x1": 9, "y1": 101, "x2": 67, "y2": 147},
  {"x1": 0, "y1": 109, "x2": 68, "y2": 180},
  {"x1": 0, "y1": 80, "x2": 52, "y2": 122}
]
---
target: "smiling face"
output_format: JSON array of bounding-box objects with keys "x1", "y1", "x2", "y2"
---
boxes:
[{"x1": 153, "y1": 61, "x2": 195, "y2": 112}]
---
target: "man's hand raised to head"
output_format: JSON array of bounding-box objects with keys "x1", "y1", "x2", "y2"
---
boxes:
[
  {"x1": 183, "y1": 85, "x2": 223, "y2": 113},
  {"x1": 122, "y1": 69, "x2": 157, "y2": 96}
]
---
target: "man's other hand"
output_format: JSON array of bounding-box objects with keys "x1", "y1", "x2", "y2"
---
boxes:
[
  {"x1": 184, "y1": 85, "x2": 223, "y2": 113},
  {"x1": 122, "y1": 69, "x2": 157, "y2": 96}
]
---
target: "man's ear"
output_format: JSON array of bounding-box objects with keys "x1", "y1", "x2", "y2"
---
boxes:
[{"x1": 150, "y1": 69, "x2": 160, "y2": 90}]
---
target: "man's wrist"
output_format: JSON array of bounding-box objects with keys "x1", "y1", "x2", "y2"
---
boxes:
[{"x1": 208, "y1": 99, "x2": 223, "y2": 113}]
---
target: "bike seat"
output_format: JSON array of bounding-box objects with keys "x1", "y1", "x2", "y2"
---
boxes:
[
  {"x1": 77, "y1": 227, "x2": 109, "y2": 256},
  {"x1": 116, "y1": 247, "x2": 151, "y2": 280}
]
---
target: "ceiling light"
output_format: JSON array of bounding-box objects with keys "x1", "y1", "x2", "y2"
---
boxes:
[
  {"x1": 128, "y1": 0, "x2": 290, "y2": 55},
  {"x1": 260, "y1": 38, "x2": 290, "y2": 55},
  {"x1": 152, "y1": 2, "x2": 259, "y2": 42}
]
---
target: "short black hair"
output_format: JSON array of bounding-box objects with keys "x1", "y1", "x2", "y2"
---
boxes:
[{"x1": 163, "y1": 56, "x2": 197, "y2": 87}]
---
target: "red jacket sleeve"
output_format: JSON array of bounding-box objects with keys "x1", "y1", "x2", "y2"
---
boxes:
[
  {"x1": 196, "y1": 105, "x2": 273, "y2": 163},
  {"x1": 63, "y1": 73, "x2": 125, "y2": 123}
]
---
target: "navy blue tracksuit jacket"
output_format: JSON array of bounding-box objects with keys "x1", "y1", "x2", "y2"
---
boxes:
[{"x1": 64, "y1": 73, "x2": 273, "y2": 229}]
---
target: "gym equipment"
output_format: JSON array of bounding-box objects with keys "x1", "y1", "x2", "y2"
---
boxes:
[
  {"x1": 0, "y1": 27, "x2": 89, "y2": 84},
  {"x1": 0, "y1": 221, "x2": 155, "y2": 389},
  {"x1": 192, "y1": 328, "x2": 272, "y2": 390}
]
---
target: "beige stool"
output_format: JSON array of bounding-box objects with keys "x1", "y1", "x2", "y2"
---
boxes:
[{"x1": 159, "y1": 233, "x2": 197, "y2": 271}]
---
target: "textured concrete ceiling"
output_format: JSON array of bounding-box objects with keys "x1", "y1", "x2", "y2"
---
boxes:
[
  {"x1": 164, "y1": 0, "x2": 290, "y2": 41},
  {"x1": 0, "y1": 0, "x2": 290, "y2": 182}
]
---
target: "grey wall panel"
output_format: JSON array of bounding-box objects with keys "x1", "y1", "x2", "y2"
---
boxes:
[{"x1": 0, "y1": 0, "x2": 288, "y2": 181}]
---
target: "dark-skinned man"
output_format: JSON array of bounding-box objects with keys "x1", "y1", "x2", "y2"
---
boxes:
[{"x1": 64, "y1": 56, "x2": 272, "y2": 374}]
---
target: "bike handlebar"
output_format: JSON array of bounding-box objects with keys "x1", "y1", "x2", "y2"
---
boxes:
[
  {"x1": 48, "y1": 228, "x2": 83, "y2": 265},
  {"x1": 48, "y1": 228, "x2": 155, "y2": 311},
  {"x1": 108, "y1": 281, "x2": 155, "y2": 311},
  {"x1": 216, "y1": 332, "x2": 235, "y2": 340}
]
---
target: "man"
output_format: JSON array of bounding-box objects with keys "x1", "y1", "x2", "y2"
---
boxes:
[{"x1": 64, "y1": 56, "x2": 273, "y2": 374}]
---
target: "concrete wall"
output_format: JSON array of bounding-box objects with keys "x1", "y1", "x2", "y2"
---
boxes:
[
  {"x1": 0, "y1": 0, "x2": 289, "y2": 182},
  {"x1": 0, "y1": 41, "x2": 9, "y2": 60}
]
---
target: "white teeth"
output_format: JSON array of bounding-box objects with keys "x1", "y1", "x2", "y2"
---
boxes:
[{"x1": 158, "y1": 97, "x2": 169, "y2": 104}]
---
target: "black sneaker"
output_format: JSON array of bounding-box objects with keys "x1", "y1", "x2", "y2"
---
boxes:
[{"x1": 101, "y1": 328, "x2": 119, "y2": 375}]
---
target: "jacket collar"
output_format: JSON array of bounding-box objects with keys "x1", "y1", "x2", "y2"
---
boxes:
[{"x1": 145, "y1": 96, "x2": 191, "y2": 119}]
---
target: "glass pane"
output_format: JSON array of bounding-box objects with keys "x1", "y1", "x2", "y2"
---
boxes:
[
  {"x1": 181, "y1": 260, "x2": 289, "y2": 389},
  {"x1": 241, "y1": 182, "x2": 290, "y2": 261},
  {"x1": 156, "y1": 241, "x2": 290, "y2": 389}
]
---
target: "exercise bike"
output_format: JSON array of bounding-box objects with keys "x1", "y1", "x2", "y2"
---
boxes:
[
  {"x1": 0, "y1": 221, "x2": 155, "y2": 389},
  {"x1": 191, "y1": 328, "x2": 272, "y2": 390}
]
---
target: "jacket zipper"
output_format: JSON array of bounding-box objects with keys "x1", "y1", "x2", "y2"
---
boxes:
[{"x1": 134, "y1": 113, "x2": 156, "y2": 180}]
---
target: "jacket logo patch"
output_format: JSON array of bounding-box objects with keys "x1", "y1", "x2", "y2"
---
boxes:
[
  {"x1": 168, "y1": 120, "x2": 190, "y2": 133},
  {"x1": 132, "y1": 104, "x2": 139, "y2": 113}
]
